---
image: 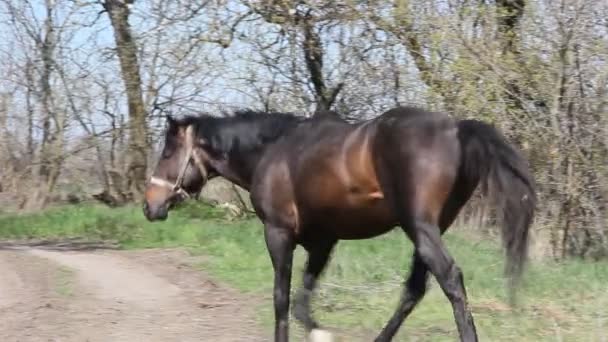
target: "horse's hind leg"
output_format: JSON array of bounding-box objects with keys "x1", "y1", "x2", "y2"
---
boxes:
[
  {"x1": 372, "y1": 172, "x2": 477, "y2": 341},
  {"x1": 293, "y1": 238, "x2": 336, "y2": 336},
  {"x1": 374, "y1": 252, "x2": 428, "y2": 342},
  {"x1": 411, "y1": 219, "x2": 478, "y2": 342}
]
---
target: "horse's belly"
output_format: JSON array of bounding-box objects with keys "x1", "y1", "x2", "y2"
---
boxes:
[
  {"x1": 307, "y1": 198, "x2": 398, "y2": 240},
  {"x1": 296, "y1": 159, "x2": 397, "y2": 239}
]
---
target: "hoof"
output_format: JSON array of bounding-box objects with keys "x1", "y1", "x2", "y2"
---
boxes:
[{"x1": 308, "y1": 329, "x2": 334, "y2": 342}]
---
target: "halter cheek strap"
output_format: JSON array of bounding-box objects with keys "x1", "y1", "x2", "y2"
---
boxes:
[
  {"x1": 148, "y1": 176, "x2": 192, "y2": 198},
  {"x1": 148, "y1": 125, "x2": 207, "y2": 199}
]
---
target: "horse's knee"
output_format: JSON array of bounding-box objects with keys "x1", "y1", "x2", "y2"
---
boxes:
[
  {"x1": 448, "y1": 264, "x2": 463, "y2": 283},
  {"x1": 443, "y1": 264, "x2": 467, "y2": 300},
  {"x1": 273, "y1": 287, "x2": 290, "y2": 312},
  {"x1": 292, "y1": 289, "x2": 311, "y2": 320}
]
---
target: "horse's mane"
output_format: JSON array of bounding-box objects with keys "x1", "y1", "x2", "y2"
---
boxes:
[{"x1": 173, "y1": 109, "x2": 310, "y2": 156}]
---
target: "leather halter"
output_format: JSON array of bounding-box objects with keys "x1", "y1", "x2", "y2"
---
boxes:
[{"x1": 147, "y1": 125, "x2": 207, "y2": 199}]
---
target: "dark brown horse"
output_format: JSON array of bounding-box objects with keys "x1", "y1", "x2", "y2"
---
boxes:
[{"x1": 143, "y1": 107, "x2": 536, "y2": 342}]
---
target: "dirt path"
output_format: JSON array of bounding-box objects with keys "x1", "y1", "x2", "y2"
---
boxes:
[{"x1": 0, "y1": 247, "x2": 266, "y2": 342}]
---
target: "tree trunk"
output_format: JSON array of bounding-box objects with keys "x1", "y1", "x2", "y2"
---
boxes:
[
  {"x1": 300, "y1": 16, "x2": 343, "y2": 113},
  {"x1": 0, "y1": 92, "x2": 8, "y2": 192},
  {"x1": 103, "y1": 0, "x2": 147, "y2": 200},
  {"x1": 245, "y1": 3, "x2": 343, "y2": 115},
  {"x1": 495, "y1": 0, "x2": 537, "y2": 114},
  {"x1": 496, "y1": 0, "x2": 525, "y2": 54},
  {"x1": 25, "y1": 60, "x2": 35, "y2": 163}
]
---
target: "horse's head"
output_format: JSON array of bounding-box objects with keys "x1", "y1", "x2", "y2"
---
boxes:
[
  {"x1": 143, "y1": 115, "x2": 214, "y2": 221},
  {"x1": 143, "y1": 110, "x2": 304, "y2": 220}
]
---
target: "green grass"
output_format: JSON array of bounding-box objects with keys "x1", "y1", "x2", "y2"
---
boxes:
[{"x1": 1, "y1": 203, "x2": 607, "y2": 341}]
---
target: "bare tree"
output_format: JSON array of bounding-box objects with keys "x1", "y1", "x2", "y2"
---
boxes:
[
  {"x1": 0, "y1": 0, "x2": 75, "y2": 209},
  {"x1": 100, "y1": 0, "x2": 147, "y2": 199}
]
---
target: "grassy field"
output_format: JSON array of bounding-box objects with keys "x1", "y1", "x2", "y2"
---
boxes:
[{"x1": 0, "y1": 202, "x2": 607, "y2": 341}]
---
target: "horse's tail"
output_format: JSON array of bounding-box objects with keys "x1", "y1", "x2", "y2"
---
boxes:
[{"x1": 457, "y1": 119, "x2": 536, "y2": 304}]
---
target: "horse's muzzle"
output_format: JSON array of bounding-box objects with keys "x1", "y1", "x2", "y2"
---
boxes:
[{"x1": 143, "y1": 201, "x2": 168, "y2": 221}]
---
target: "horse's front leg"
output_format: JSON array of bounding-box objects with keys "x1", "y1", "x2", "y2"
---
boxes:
[
  {"x1": 264, "y1": 222, "x2": 295, "y2": 342},
  {"x1": 293, "y1": 238, "x2": 336, "y2": 341}
]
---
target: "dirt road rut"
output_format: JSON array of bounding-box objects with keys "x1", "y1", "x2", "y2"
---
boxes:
[{"x1": 0, "y1": 248, "x2": 265, "y2": 342}]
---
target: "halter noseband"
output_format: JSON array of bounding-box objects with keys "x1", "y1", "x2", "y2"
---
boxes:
[{"x1": 148, "y1": 125, "x2": 207, "y2": 199}]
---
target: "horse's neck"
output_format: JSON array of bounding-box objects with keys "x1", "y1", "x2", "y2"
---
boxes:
[
  {"x1": 211, "y1": 147, "x2": 267, "y2": 191},
  {"x1": 212, "y1": 117, "x2": 299, "y2": 190}
]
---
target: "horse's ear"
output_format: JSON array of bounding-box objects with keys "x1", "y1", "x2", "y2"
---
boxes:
[
  {"x1": 166, "y1": 115, "x2": 181, "y2": 135},
  {"x1": 166, "y1": 114, "x2": 176, "y2": 127}
]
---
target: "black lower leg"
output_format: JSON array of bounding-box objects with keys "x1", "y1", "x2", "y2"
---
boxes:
[
  {"x1": 414, "y1": 220, "x2": 478, "y2": 342},
  {"x1": 293, "y1": 239, "x2": 336, "y2": 331},
  {"x1": 442, "y1": 264, "x2": 477, "y2": 342},
  {"x1": 264, "y1": 224, "x2": 295, "y2": 342},
  {"x1": 375, "y1": 253, "x2": 428, "y2": 341}
]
